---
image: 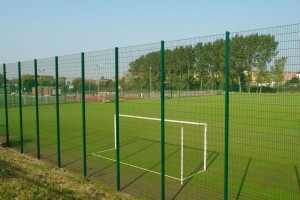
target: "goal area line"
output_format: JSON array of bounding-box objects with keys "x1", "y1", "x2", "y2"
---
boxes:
[
  {"x1": 91, "y1": 151, "x2": 206, "y2": 184},
  {"x1": 93, "y1": 113, "x2": 208, "y2": 185},
  {"x1": 115, "y1": 114, "x2": 207, "y2": 173}
]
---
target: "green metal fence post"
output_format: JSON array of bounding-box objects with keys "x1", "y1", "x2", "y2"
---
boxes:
[
  {"x1": 224, "y1": 31, "x2": 230, "y2": 200},
  {"x1": 81, "y1": 52, "x2": 87, "y2": 177},
  {"x1": 34, "y1": 59, "x2": 41, "y2": 159},
  {"x1": 3, "y1": 64, "x2": 9, "y2": 147},
  {"x1": 55, "y1": 56, "x2": 61, "y2": 168},
  {"x1": 18, "y1": 62, "x2": 24, "y2": 154},
  {"x1": 115, "y1": 47, "x2": 120, "y2": 191},
  {"x1": 160, "y1": 40, "x2": 165, "y2": 200}
]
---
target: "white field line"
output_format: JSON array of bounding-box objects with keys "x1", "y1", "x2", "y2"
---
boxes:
[
  {"x1": 230, "y1": 101, "x2": 300, "y2": 106},
  {"x1": 118, "y1": 114, "x2": 207, "y2": 126},
  {"x1": 91, "y1": 153, "x2": 181, "y2": 181},
  {"x1": 183, "y1": 169, "x2": 206, "y2": 181},
  {"x1": 94, "y1": 148, "x2": 116, "y2": 154}
]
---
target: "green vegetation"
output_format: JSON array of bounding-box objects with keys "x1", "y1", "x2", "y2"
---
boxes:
[
  {"x1": 124, "y1": 34, "x2": 289, "y2": 93},
  {"x1": 0, "y1": 147, "x2": 133, "y2": 199},
  {"x1": 8, "y1": 74, "x2": 115, "y2": 97},
  {"x1": 0, "y1": 73, "x2": 3, "y2": 89},
  {"x1": 1, "y1": 93, "x2": 299, "y2": 199},
  {"x1": 270, "y1": 57, "x2": 287, "y2": 92}
]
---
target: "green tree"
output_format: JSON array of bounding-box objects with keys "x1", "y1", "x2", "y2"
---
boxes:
[
  {"x1": 0, "y1": 73, "x2": 4, "y2": 88},
  {"x1": 230, "y1": 35, "x2": 249, "y2": 93},
  {"x1": 127, "y1": 51, "x2": 160, "y2": 92},
  {"x1": 22, "y1": 75, "x2": 35, "y2": 93},
  {"x1": 126, "y1": 34, "x2": 280, "y2": 95},
  {"x1": 229, "y1": 34, "x2": 279, "y2": 93},
  {"x1": 209, "y1": 39, "x2": 225, "y2": 90},
  {"x1": 246, "y1": 34, "x2": 278, "y2": 93},
  {"x1": 287, "y1": 77, "x2": 299, "y2": 84},
  {"x1": 85, "y1": 80, "x2": 98, "y2": 94},
  {"x1": 194, "y1": 39, "x2": 225, "y2": 90},
  {"x1": 167, "y1": 46, "x2": 194, "y2": 91},
  {"x1": 71, "y1": 78, "x2": 82, "y2": 93},
  {"x1": 271, "y1": 57, "x2": 287, "y2": 92},
  {"x1": 194, "y1": 42, "x2": 209, "y2": 89}
]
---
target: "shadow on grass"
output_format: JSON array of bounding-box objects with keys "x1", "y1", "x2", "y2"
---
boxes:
[
  {"x1": 0, "y1": 137, "x2": 7, "y2": 148},
  {"x1": 40, "y1": 134, "x2": 116, "y2": 162},
  {"x1": 171, "y1": 151, "x2": 219, "y2": 199},
  {"x1": 64, "y1": 140, "x2": 142, "y2": 171},
  {"x1": 24, "y1": 148, "x2": 37, "y2": 155},
  {"x1": 140, "y1": 137, "x2": 208, "y2": 152},
  {"x1": 88, "y1": 136, "x2": 220, "y2": 196},
  {"x1": 236, "y1": 157, "x2": 252, "y2": 200},
  {"x1": 41, "y1": 150, "x2": 58, "y2": 160},
  {"x1": 6, "y1": 138, "x2": 35, "y2": 153},
  {"x1": 121, "y1": 147, "x2": 181, "y2": 191},
  {"x1": 60, "y1": 144, "x2": 82, "y2": 154},
  {"x1": 6, "y1": 139, "x2": 20, "y2": 149},
  {"x1": 62, "y1": 157, "x2": 83, "y2": 169},
  {"x1": 89, "y1": 136, "x2": 220, "y2": 196},
  {"x1": 60, "y1": 134, "x2": 138, "y2": 158},
  {"x1": 294, "y1": 165, "x2": 300, "y2": 189},
  {"x1": 87, "y1": 137, "x2": 153, "y2": 178}
]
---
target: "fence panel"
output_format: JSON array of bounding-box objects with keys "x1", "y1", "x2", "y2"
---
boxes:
[
  {"x1": 57, "y1": 54, "x2": 83, "y2": 174},
  {"x1": 35, "y1": 57, "x2": 57, "y2": 162},
  {"x1": 164, "y1": 35, "x2": 226, "y2": 199},
  {"x1": 0, "y1": 65, "x2": 6, "y2": 145},
  {"x1": 228, "y1": 24, "x2": 300, "y2": 199},
  {"x1": 5, "y1": 63, "x2": 20, "y2": 150},
  {"x1": 84, "y1": 49, "x2": 117, "y2": 187},
  {"x1": 0, "y1": 103, "x2": 4, "y2": 145},
  {"x1": 20, "y1": 60, "x2": 37, "y2": 157},
  {"x1": 105, "y1": 43, "x2": 161, "y2": 199}
]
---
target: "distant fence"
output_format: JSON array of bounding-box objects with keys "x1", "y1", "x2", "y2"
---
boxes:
[{"x1": 1, "y1": 23, "x2": 300, "y2": 200}]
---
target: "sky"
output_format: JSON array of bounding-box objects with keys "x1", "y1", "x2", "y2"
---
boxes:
[{"x1": 1, "y1": 0, "x2": 300, "y2": 64}]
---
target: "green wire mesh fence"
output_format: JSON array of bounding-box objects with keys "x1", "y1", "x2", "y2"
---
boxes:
[
  {"x1": 164, "y1": 34, "x2": 225, "y2": 199},
  {"x1": 36, "y1": 57, "x2": 57, "y2": 162},
  {"x1": 0, "y1": 23, "x2": 299, "y2": 200},
  {"x1": 228, "y1": 24, "x2": 300, "y2": 199},
  {"x1": 5, "y1": 63, "x2": 20, "y2": 150},
  {"x1": 56, "y1": 53, "x2": 83, "y2": 174},
  {"x1": 85, "y1": 49, "x2": 116, "y2": 188},
  {"x1": 117, "y1": 43, "x2": 162, "y2": 199},
  {"x1": 20, "y1": 60, "x2": 36, "y2": 157}
]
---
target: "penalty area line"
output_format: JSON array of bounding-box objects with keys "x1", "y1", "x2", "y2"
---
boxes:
[{"x1": 91, "y1": 153, "x2": 181, "y2": 181}]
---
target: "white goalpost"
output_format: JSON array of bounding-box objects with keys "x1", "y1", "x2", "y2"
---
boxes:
[{"x1": 93, "y1": 114, "x2": 207, "y2": 185}]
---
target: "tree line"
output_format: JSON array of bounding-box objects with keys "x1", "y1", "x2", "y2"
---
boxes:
[
  {"x1": 125, "y1": 34, "x2": 288, "y2": 93},
  {"x1": 1, "y1": 33, "x2": 296, "y2": 95}
]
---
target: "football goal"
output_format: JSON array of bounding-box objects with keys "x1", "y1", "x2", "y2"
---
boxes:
[{"x1": 92, "y1": 114, "x2": 207, "y2": 185}]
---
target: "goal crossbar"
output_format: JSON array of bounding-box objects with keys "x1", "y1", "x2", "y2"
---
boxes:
[
  {"x1": 112, "y1": 114, "x2": 207, "y2": 185},
  {"x1": 118, "y1": 114, "x2": 207, "y2": 126}
]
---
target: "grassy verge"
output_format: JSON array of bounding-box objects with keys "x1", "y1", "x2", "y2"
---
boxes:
[{"x1": 0, "y1": 147, "x2": 133, "y2": 200}]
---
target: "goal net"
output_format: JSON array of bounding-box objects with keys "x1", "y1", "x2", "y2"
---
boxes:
[{"x1": 92, "y1": 114, "x2": 207, "y2": 185}]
